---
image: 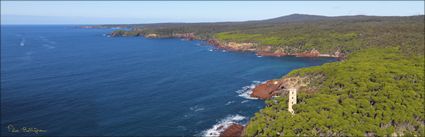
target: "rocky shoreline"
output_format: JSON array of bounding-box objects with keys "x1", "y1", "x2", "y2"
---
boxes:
[
  {"x1": 218, "y1": 76, "x2": 310, "y2": 136},
  {"x1": 219, "y1": 124, "x2": 244, "y2": 137},
  {"x1": 206, "y1": 38, "x2": 345, "y2": 59},
  {"x1": 250, "y1": 76, "x2": 309, "y2": 99},
  {"x1": 106, "y1": 30, "x2": 346, "y2": 60}
]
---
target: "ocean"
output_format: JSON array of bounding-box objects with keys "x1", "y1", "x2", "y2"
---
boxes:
[{"x1": 1, "y1": 25, "x2": 335, "y2": 136}]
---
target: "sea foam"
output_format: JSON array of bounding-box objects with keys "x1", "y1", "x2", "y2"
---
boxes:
[
  {"x1": 235, "y1": 81, "x2": 264, "y2": 100},
  {"x1": 225, "y1": 101, "x2": 235, "y2": 106},
  {"x1": 190, "y1": 105, "x2": 205, "y2": 112},
  {"x1": 201, "y1": 114, "x2": 246, "y2": 137}
]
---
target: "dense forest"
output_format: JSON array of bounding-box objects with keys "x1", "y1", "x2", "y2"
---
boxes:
[
  {"x1": 245, "y1": 48, "x2": 424, "y2": 136},
  {"x1": 95, "y1": 14, "x2": 425, "y2": 136},
  {"x1": 106, "y1": 14, "x2": 424, "y2": 55}
]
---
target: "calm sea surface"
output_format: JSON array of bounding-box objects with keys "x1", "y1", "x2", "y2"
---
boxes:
[{"x1": 1, "y1": 25, "x2": 335, "y2": 136}]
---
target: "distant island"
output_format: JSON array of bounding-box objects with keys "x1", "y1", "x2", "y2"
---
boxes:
[{"x1": 83, "y1": 14, "x2": 425, "y2": 136}]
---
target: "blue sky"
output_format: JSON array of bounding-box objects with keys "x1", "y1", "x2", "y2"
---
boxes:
[{"x1": 1, "y1": 1, "x2": 424, "y2": 24}]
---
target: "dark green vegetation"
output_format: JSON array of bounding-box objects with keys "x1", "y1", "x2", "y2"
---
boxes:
[
  {"x1": 96, "y1": 14, "x2": 425, "y2": 136},
  {"x1": 245, "y1": 48, "x2": 424, "y2": 136},
  {"x1": 106, "y1": 14, "x2": 424, "y2": 55}
]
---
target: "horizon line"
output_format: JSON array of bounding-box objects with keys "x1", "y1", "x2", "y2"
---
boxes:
[{"x1": 2, "y1": 13, "x2": 424, "y2": 25}]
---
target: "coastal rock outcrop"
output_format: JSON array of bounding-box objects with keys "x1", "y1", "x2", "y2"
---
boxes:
[
  {"x1": 256, "y1": 48, "x2": 288, "y2": 57},
  {"x1": 173, "y1": 33, "x2": 197, "y2": 40},
  {"x1": 294, "y1": 49, "x2": 321, "y2": 57},
  {"x1": 207, "y1": 39, "x2": 220, "y2": 46},
  {"x1": 250, "y1": 80, "x2": 285, "y2": 99},
  {"x1": 225, "y1": 42, "x2": 255, "y2": 51},
  {"x1": 208, "y1": 39, "x2": 256, "y2": 52},
  {"x1": 219, "y1": 124, "x2": 244, "y2": 137},
  {"x1": 144, "y1": 33, "x2": 198, "y2": 39},
  {"x1": 250, "y1": 77, "x2": 309, "y2": 99},
  {"x1": 145, "y1": 33, "x2": 159, "y2": 38},
  {"x1": 110, "y1": 31, "x2": 123, "y2": 37}
]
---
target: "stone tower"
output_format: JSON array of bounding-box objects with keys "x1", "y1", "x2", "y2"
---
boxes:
[{"x1": 288, "y1": 88, "x2": 297, "y2": 114}]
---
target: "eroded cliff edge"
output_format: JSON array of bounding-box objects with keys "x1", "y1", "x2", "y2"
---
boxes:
[{"x1": 109, "y1": 31, "x2": 345, "y2": 59}]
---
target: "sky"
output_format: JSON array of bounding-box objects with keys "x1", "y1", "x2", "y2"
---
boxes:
[{"x1": 1, "y1": 1, "x2": 424, "y2": 24}]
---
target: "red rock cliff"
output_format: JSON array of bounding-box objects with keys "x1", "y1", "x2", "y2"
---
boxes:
[
  {"x1": 251, "y1": 77, "x2": 309, "y2": 99},
  {"x1": 173, "y1": 33, "x2": 197, "y2": 40},
  {"x1": 250, "y1": 80, "x2": 285, "y2": 99},
  {"x1": 219, "y1": 124, "x2": 244, "y2": 137},
  {"x1": 294, "y1": 49, "x2": 321, "y2": 57}
]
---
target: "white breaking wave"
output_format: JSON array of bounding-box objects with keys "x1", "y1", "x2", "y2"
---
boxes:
[
  {"x1": 202, "y1": 114, "x2": 246, "y2": 137},
  {"x1": 225, "y1": 101, "x2": 235, "y2": 106},
  {"x1": 20, "y1": 38, "x2": 25, "y2": 46},
  {"x1": 241, "y1": 100, "x2": 250, "y2": 104},
  {"x1": 42, "y1": 44, "x2": 55, "y2": 49},
  {"x1": 235, "y1": 81, "x2": 265, "y2": 100},
  {"x1": 190, "y1": 105, "x2": 205, "y2": 112},
  {"x1": 40, "y1": 37, "x2": 56, "y2": 45}
]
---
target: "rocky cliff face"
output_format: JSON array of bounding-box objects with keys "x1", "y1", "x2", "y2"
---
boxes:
[
  {"x1": 145, "y1": 33, "x2": 158, "y2": 38},
  {"x1": 294, "y1": 49, "x2": 321, "y2": 57},
  {"x1": 110, "y1": 31, "x2": 123, "y2": 37},
  {"x1": 207, "y1": 39, "x2": 344, "y2": 58},
  {"x1": 255, "y1": 47, "x2": 288, "y2": 57},
  {"x1": 173, "y1": 33, "x2": 197, "y2": 40},
  {"x1": 256, "y1": 48, "x2": 343, "y2": 58},
  {"x1": 207, "y1": 39, "x2": 256, "y2": 52},
  {"x1": 143, "y1": 33, "x2": 197, "y2": 40},
  {"x1": 109, "y1": 30, "x2": 345, "y2": 59},
  {"x1": 250, "y1": 76, "x2": 309, "y2": 99},
  {"x1": 250, "y1": 80, "x2": 285, "y2": 99},
  {"x1": 219, "y1": 124, "x2": 244, "y2": 137}
]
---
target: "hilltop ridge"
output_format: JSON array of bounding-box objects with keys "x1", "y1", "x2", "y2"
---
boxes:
[{"x1": 97, "y1": 14, "x2": 423, "y2": 57}]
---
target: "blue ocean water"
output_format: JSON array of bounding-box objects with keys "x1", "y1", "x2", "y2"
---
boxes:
[{"x1": 1, "y1": 25, "x2": 336, "y2": 136}]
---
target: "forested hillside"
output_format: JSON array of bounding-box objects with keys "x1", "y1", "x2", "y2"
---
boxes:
[
  {"x1": 106, "y1": 14, "x2": 424, "y2": 55},
  {"x1": 245, "y1": 48, "x2": 424, "y2": 136}
]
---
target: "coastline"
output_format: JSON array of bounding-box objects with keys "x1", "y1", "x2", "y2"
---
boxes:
[
  {"x1": 104, "y1": 29, "x2": 346, "y2": 60},
  {"x1": 102, "y1": 29, "x2": 341, "y2": 136},
  {"x1": 76, "y1": 19, "x2": 425, "y2": 135}
]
